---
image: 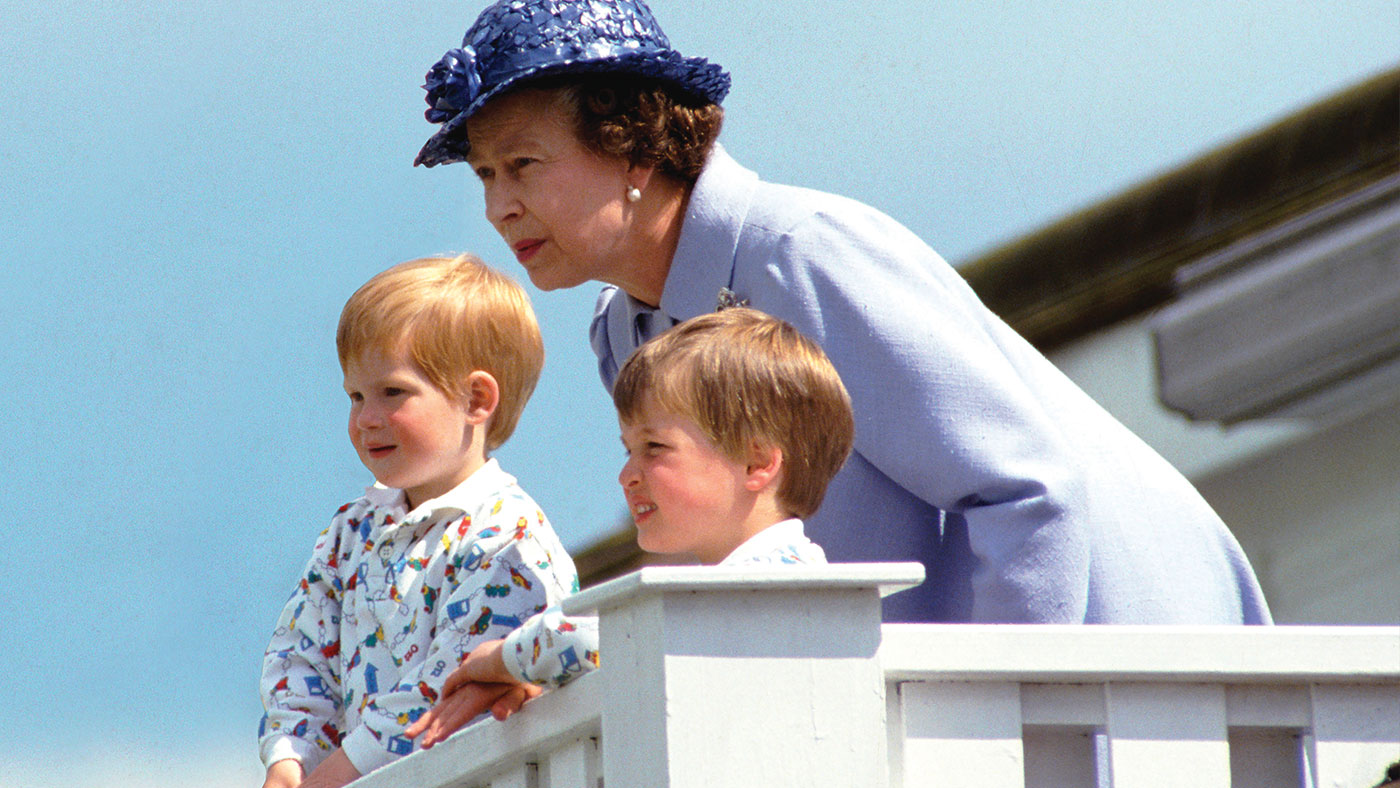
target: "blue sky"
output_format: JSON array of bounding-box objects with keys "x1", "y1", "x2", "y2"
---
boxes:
[{"x1": 1, "y1": 1, "x2": 1395, "y2": 784}]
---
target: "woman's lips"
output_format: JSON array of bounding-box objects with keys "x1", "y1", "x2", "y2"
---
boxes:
[
  {"x1": 366, "y1": 445, "x2": 395, "y2": 458},
  {"x1": 513, "y1": 238, "x2": 545, "y2": 263}
]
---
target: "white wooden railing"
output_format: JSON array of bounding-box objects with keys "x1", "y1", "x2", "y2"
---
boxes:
[{"x1": 354, "y1": 564, "x2": 1400, "y2": 788}]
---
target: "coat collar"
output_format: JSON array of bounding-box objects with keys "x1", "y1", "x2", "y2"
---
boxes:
[{"x1": 658, "y1": 145, "x2": 759, "y2": 321}]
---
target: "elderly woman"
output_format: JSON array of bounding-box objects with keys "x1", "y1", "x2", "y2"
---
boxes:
[{"x1": 415, "y1": 0, "x2": 1271, "y2": 626}]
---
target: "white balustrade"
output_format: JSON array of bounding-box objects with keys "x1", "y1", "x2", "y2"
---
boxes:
[
  {"x1": 353, "y1": 564, "x2": 1400, "y2": 788},
  {"x1": 881, "y1": 624, "x2": 1400, "y2": 787}
]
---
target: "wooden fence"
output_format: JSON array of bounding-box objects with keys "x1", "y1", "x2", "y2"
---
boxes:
[{"x1": 353, "y1": 564, "x2": 1400, "y2": 788}]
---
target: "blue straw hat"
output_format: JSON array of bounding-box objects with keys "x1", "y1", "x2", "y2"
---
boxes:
[{"x1": 415, "y1": 0, "x2": 730, "y2": 167}]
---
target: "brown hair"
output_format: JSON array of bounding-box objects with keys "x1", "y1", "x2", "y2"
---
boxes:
[
  {"x1": 612, "y1": 308, "x2": 854, "y2": 518},
  {"x1": 336, "y1": 254, "x2": 544, "y2": 451},
  {"x1": 524, "y1": 73, "x2": 724, "y2": 183}
]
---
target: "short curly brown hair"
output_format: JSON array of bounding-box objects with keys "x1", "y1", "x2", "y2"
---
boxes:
[{"x1": 527, "y1": 73, "x2": 724, "y2": 183}]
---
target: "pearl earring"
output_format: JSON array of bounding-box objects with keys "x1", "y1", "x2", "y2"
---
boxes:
[{"x1": 626, "y1": 186, "x2": 642, "y2": 203}]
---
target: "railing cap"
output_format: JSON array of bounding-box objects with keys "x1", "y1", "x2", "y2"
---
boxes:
[
  {"x1": 562, "y1": 561, "x2": 926, "y2": 615},
  {"x1": 879, "y1": 623, "x2": 1400, "y2": 683}
]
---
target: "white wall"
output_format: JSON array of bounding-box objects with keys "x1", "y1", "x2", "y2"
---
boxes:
[
  {"x1": 1194, "y1": 402, "x2": 1400, "y2": 624},
  {"x1": 1049, "y1": 317, "x2": 1400, "y2": 625}
]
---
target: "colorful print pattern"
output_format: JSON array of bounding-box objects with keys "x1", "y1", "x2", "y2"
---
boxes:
[
  {"x1": 502, "y1": 518, "x2": 824, "y2": 689},
  {"x1": 258, "y1": 460, "x2": 578, "y2": 774}
]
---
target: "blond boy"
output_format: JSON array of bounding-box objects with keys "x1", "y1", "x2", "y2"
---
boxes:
[
  {"x1": 259, "y1": 255, "x2": 578, "y2": 788},
  {"x1": 408, "y1": 307, "x2": 854, "y2": 746}
]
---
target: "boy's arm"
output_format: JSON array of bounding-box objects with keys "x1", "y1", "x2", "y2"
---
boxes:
[
  {"x1": 337, "y1": 501, "x2": 575, "y2": 774},
  {"x1": 498, "y1": 605, "x2": 599, "y2": 689},
  {"x1": 297, "y1": 748, "x2": 360, "y2": 788},
  {"x1": 405, "y1": 607, "x2": 598, "y2": 748},
  {"x1": 260, "y1": 524, "x2": 348, "y2": 774},
  {"x1": 261, "y1": 758, "x2": 303, "y2": 788},
  {"x1": 405, "y1": 677, "x2": 541, "y2": 747}
]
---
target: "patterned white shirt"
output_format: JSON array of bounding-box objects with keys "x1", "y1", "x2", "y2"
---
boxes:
[{"x1": 258, "y1": 459, "x2": 578, "y2": 774}]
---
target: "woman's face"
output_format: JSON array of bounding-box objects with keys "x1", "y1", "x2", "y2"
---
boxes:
[{"x1": 465, "y1": 90, "x2": 636, "y2": 293}]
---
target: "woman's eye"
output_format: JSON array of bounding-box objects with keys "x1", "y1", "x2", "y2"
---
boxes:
[
  {"x1": 512, "y1": 157, "x2": 535, "y2": 171},
  {"x1": 384, "y1": 387, "x2": 406, "y2": 397}
]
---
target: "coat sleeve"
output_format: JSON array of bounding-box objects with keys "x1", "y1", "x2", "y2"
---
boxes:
[
  {"x1": 743, "y1": 203, "x2": 1093, "y2": 621},
  {"x1": 337, "y1": 500, "x2": 575, "y2": 773},
  {"x1": 258, "y1": 522, "x2": 349, "y2": 773}
]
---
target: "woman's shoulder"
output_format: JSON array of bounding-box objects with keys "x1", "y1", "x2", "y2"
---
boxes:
[
  {"x1": 738, "y1": 186, "x2": 938, "y2": 281},
  {"x1": 703, "y1": 148, "x2": 898, "y2": 238},
  {"x1": 746, "y1": 176, "x2": 891, "y2": 233},
  {"x1": 737, "y1": 175, "x2": 938, "y2": 282}
]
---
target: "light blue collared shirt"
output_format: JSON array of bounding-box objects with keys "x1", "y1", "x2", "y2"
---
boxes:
[{"x1": 592, "y1": 147, "x2": 1271, "y2": 625}]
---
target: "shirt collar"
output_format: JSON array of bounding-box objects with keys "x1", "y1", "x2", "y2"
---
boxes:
[
  {"x1": 659, "y1": 145, "x2": 759, "y2": 322},
  {"x1": 719, "y1": 518, "x2": 808, "y2": 565},
  {"x1": 362, "y1": 458, "x2": 515, "y2": 523}
]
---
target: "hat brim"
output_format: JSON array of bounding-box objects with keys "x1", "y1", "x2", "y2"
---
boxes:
[{"x1": 414, "y1": 51, "x2": 729, "y2": 168}]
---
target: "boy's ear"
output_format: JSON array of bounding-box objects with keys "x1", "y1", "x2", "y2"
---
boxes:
[
  {"x1": 462, "y1": 371, "x2": 500, "y2": 426},
  {"x1": 744, "y1": 442, "x2": 784, "y2": 492}
]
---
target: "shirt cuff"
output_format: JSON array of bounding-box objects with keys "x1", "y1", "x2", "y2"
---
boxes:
[
  {"x1": 260, "y1": 735, "x2": 325, "y2": 774},
  {"x1": 340, "y1": 724, "x2": 400, "y2": 776},
  {"x1": 502, "y1": 614, "x2": 539, "y2": 685},
  {"x1": 503, "y1": 607, "x2": 600, "y2": 689}
]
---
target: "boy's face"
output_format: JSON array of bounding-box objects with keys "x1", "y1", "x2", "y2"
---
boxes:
[
  {"x1": 618, "y1": 397, "x2": 753, "y2": 564},
  {"x1": 344, "y1": 345, "x2": 480, "y2": 509}
]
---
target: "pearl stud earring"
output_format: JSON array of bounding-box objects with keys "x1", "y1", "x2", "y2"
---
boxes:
[{"x1": 626, "y1": 186, "x2": 642, "y2": 203}]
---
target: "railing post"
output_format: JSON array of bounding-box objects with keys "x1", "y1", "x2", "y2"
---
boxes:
[
  {"x1": 563, "y1": 563, "x2": 924, "y2": 788},
  {"x1": 1308, "y1": 683, "x2": 1400, "y2": 788}
]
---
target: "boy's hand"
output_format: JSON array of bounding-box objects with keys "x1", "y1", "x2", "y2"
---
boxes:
[
  {"x1": 405, "y1": 680, "x2": 542, "y2": 747},
  {"x1": 262, "y1": 758, "x2": 303, "y2": 788},
  {"x1": 442, "y1": 639, "x2": 514, "y2": 694},
  {"x1": 489, "y1": 682, "x2": 540, "y2": 720},
  {"x1": 405, "y1": 640, "x2": 541, "y2": 747}
]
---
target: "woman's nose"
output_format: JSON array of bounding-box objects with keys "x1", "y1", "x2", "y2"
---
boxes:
[{"x1": 483, "y1": 179, "x2": 523, "y2": 227}]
